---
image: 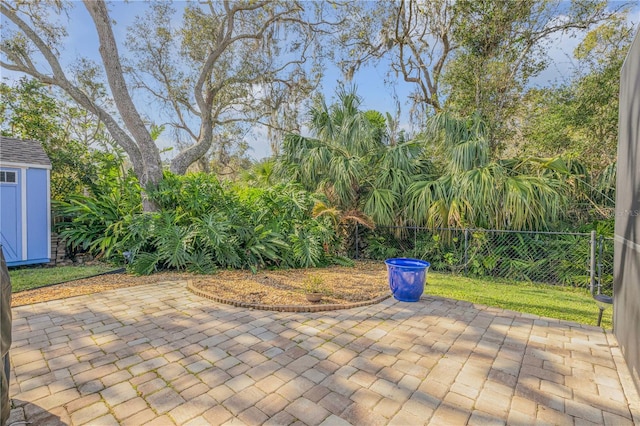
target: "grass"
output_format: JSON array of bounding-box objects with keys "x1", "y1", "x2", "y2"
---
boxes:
[
  {"x1": 8, "y1": 263, "x2": 120, "y2": 293},
  {"x1": 426, "y1": 272, "x2": 613, "y2": 329},
  {"x1": 7, "y1": 262, "x2": 612, "y2": 328}
]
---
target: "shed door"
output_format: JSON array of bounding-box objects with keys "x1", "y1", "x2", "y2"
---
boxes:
[{"x1": 0, "y1": 168, "x2": 21, "y2": 263}]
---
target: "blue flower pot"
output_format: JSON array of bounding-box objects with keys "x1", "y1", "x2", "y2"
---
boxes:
[{"x1": 385, "y1": 258, "x2": 430, "y2": 302}]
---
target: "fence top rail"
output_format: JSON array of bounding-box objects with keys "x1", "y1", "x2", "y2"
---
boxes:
[{"x1": 371, "y1": 225, "x2": 592, "y2": 236}]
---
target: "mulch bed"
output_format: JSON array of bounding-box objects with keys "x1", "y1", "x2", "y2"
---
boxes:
[{"x1": 11, "y1": 262, "x2": 390, "y2": 308}]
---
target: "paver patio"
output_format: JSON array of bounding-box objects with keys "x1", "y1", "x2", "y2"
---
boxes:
[{"x1": 7, "y1": 281, "x2": 640, "y2": 425}]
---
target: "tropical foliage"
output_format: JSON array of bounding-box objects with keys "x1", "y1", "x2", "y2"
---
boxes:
[
  {"x1": 4, "y1": 2, "x2": 626, "y2": 286},
  {"x1": 358, "y1": 226, "x2": 607, "y2": 292},
  {"x1": 277, "y1": 88, "x2": 434, "y2": 228},
  {"x1": 280, "y1": 89, "x2": 569, "y2": 231},
  {"x1": 56, "y1": 172, "x2": 351, "y2": 274},
  {"x1": 407, "y1": 112, "x2": 567, "y2": 230},
  {"x1": 54, "y1": 156, "x2": 142, "y2": 258}
]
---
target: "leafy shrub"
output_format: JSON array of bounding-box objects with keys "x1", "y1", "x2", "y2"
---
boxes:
[
  {"x1": 54, "y1": 169, "x2": 141, "y2": 260},
  {"x1": 363, "y1": 235, "x2": 402, "y2": 260},
  {"x1": 466, "y1": 232, "x2": 590, "y2": 286},
  {"x1": 359, "y1": 228, "x2": 465, "y2": 273},
  {"x1": 56, "y1": 172, "x2": 348, "y2": 274},
  {"x1": 411, "y1": 233, "x2": 465, "y2": 272},
  {"x1": 359, "y1": 226, "x2": 597, "y2": 289}
]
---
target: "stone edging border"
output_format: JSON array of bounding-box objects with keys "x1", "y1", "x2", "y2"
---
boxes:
[{"x1": 186, "y1": 280, "x2": 392, "y2": 312}]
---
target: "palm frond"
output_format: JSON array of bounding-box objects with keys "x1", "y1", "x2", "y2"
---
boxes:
[
  {"x1": 312, "y1": 201, "x2": 341, "y2": 225},
  {"x1": 363, "y1": 188, "x2": 398, "y2": 227},
  {"x1": 131, "y1": 252, "x2": 161, "y2": 275}
]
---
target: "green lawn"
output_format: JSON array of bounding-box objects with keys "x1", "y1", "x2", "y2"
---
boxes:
[
  {"x1": 7, "y1": 263, "x2": 612, "y2": 328},
  {"x1": 9, "y1": 264, "x2": 120, "y2": 293},
  {"x1": 426, "y1": 272, "x2": 612, "y2": 329}
]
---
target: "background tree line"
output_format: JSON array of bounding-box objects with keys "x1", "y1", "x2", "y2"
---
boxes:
[{"x1": 1, "y1": 0, "x2": 634, "y2": 271}]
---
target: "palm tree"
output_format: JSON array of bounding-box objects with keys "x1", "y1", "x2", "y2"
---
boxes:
[
  {"x1": 278, "y1": 87, "x2": 432, "y2": 227},
  {"x1": 407, "y1": 112, "x2": 568, "y2": 230},
  {"x1": 241, "y1": 159, "x2": 277, "y2": 187}
]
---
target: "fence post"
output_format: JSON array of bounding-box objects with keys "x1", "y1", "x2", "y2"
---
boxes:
[
  {"x1": 354, "y1": 223, "x2": 359, "y2": 260},
  {"x1": 589, "y1": 230, "x2": 596, "y2": 295},
  {"x1": 464, "y1": 229, "x2": 469, "y2": 274},
  {"x1": 597, "y1": 235, "x2": 604, "y2": 295}
]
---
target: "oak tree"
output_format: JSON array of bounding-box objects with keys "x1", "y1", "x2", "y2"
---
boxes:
[{"x1": 1, "y1": 0, "x2": 331, "y2": 209}]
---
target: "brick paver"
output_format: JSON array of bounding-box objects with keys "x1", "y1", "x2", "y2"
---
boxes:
[{"x1": 9, "y1": 280, "x2": 640, "y2": 425}]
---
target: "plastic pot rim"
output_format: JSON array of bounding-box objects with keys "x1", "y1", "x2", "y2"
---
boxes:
[{"x1": 384, "y1": 258, "x2": 431, "y2": 270}]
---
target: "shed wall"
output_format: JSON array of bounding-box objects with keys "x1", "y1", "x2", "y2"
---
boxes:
[
  {"x1": 26, "y1": 168, "x2": 50, "y2": 263},
  {"x1": 0, "y1": 167, "x2": 21, "y2": 263},
  {"x1": 0, "y1": 166, "x2": 50, "y2": 266}
]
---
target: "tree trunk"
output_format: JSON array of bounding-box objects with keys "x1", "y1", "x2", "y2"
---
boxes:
[
  {"x1": 169, "y1": 136, "x2": 213, "y2": 175},
  {"x1": 84, "y1": 0, "x2": 163, "y2": 211},
  {"x1": 170, "y1": 87, "x2": 215, "y2": 175}
]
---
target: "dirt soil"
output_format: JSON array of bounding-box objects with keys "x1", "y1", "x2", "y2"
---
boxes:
[{"x1": 11, "y1": 261, "x2": 390, "y2": 307}]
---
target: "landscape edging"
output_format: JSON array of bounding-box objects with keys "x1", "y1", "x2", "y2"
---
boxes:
[{"x1": 186, "y1": 280, "x2": 392, "y2": 312}]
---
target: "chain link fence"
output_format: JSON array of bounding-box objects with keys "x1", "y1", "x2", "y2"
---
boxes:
[
  {"x1": 347, "y1": 225, "x2": 613, "y2": 294},
  {"x1": 595, "y1": 235, "x2": 614, "y2": 296}
]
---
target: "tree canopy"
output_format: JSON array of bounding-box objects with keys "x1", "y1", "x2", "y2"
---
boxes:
[
  {"x1": 1, "y1": 0, "x2": 630, "y2": 228},
  {"x1": 0, "y1": 0, "x2": 333, "y2": 210},
  {"x1": 0, "y1": 77, "x2": 111, "y2": 200},
  {"x1": 277, "y1": 87, "x2": 434, "y2": 228},
  {"x1": 334, "y1": 0, "x2": 627, "y2": 155}
]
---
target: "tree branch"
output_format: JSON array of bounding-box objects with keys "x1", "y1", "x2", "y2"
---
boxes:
[
  {"x1": 0, "y1": 2, "x2": 146, "y2": 179},
  {"x1": 83, "y1": 0, "x2": 162, "y2": 188}
]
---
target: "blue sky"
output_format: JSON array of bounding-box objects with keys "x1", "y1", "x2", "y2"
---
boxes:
[{"x1": 2, "y1": 1, "x2": 638, "y2": 160}]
